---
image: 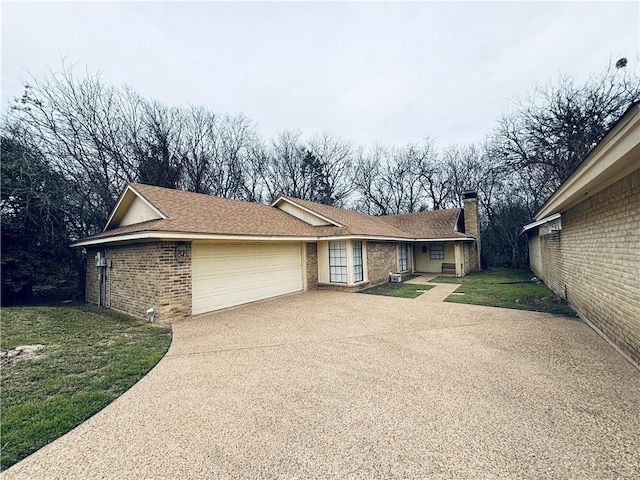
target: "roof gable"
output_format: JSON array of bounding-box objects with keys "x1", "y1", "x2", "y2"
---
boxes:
[
  {"x1": 276, "y1": 196, "x2": 412, "y2": 238},
  {"x1": 272, "y1": 197, "x2": 341, "y2": 227},
  {"x1": 105, "y1": 185, "x2": 166, "y2": 230},
  {"x1": 80, "y1": 183, "x2": 320, "y2": 246},
  {"x1": 124, "y1": 183, "x2": 320, "y2": 237}
]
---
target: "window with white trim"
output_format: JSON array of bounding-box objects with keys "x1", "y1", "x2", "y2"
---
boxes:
[
  {"x1": 430, "y1": 243, "x2": 444, "y2": 259},
  {"x1": 399, "y1": 243, "x2": 409, "y2": 271},
  {"x1": 353, "y1": 241, "x2": 363, "y2": 283},
  {"x1": 329, "y1": 241, "x2": 347, "y2": 283}
]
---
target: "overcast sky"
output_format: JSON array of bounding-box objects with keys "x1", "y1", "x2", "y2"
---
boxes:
[{"x1": 2, "y1": 1, "x2": 638, "y2": 147}]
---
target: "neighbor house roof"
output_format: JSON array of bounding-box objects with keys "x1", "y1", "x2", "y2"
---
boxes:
[{"x1": 73, "y1": 183, "x2": 475, "y2": 247}]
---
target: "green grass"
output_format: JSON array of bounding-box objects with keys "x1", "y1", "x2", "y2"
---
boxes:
[
  {"x1": 0, "y1": 304, "x2": 172, "y2": 470},
  {"x1": 359, "y1": 282, "x2": 435, "y2": 299},
  {"x1": 432, "y1": 268, "x2": 577, "y2": 316}
]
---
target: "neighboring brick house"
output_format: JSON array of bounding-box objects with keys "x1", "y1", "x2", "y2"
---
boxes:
[
  {"x1": 522, "y1": 102, "x2": 640, "y2": 367},
  {"x1": 74, "y1": 184, "x2": 481, "y2": 322}
]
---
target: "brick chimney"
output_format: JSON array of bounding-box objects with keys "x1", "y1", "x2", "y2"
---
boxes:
[{"x1": 462, "y1": 190, "x2": 481, "y2": 271}]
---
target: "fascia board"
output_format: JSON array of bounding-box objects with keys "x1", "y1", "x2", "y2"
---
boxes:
[
  {"x1": 72, "y1": 232, "x2": 475, "y2": 248},
  {"x1": 72, "y1": 232, "x2": 319, "y2": 247},
  {"x1": 453, "y1": 209, "x2": 462, "y2": 232},
  {"x1": 316, "y1": 234, "x2": 415, "y2": 242},
  {"x1": 104, "y1": 186, "x2": 133, "y2": 231},
  {"x1": 414, "y1": 237, "x2": 475, "y2": 242},
  {"x1": 317, "y1": 235, "x2": 472, "y2": 242},
  {"x1": 520, "y1": 213, "x2": 562, "y2": 235}
]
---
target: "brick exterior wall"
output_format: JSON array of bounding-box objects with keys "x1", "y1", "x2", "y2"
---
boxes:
[
  {"x1": 85, "y1": 251, "x2": 100, "y2": 306},
  {"x1": 538, "y1": 169, "x2": 639, "y2": 365},
  {"x1": 465, "y1": 242, "x2": 480, "y2": 273},
  {"x1": 306, "y1": 242, "x2": 318, "y2": 289},
  {"x1": 367, "y1": 241, "x2": 397, "y2": 285},
  {"x1": 85, "y1": 242, "x2": 192, "y2": 323},
  {"x1": 462, "y1": 195, "x2": 481, "y2": 272},
  {"x1": 462, "y1": 242, "x2": 475, "y2": 275}
]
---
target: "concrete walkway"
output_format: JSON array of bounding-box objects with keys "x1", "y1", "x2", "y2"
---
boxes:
[
  {"x1": 3, "y1": 291, "x2": 640, "y2": 479},
  {"x1": 406, "y1": 274, "x2": 461, "y2": 302},
  {"x1": 405, "y1": 273, "x2": 441, "y2": 283}
]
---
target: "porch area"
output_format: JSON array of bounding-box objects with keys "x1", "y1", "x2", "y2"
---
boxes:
[{"x1": 413, "y1": 241, "x2": 473, "y2": 277}]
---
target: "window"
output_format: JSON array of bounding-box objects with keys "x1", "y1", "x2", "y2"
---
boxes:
[
  {"x1": 353, "y1": 241, "x2": 363, "y2": 283},
  {"x1": 399, "y1": 243, "x2": 409, "y2": 271},
  {"x1": 329, "y1": 241, "x2": 347, "y2": 283},
  {"x1": 430, "y1": 243, "x2": 444, "y2": 260}
]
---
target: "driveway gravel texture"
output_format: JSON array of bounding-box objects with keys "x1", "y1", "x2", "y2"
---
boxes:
[{"x1": 3, "y1": 290, "x2": 639, "y2": 479}]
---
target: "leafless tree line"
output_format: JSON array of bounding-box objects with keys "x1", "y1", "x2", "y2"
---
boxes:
[{"x1": 4, "y1": 61, "x2": 639, "y2": 268}]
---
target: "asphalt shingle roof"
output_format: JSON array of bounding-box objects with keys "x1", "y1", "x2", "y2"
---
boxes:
[
  {"x1": 86, "y1": 184, "x2": 319, "y2": 241},
  {"x1": 379, "y1": 209, "x2": 470, "y2": 239},
  {"x1": 278, "y1": 196, "x2": 411, "y2": 239},
  {"x1": 79, "y1": 183, "x2": 471, "y2": 244}
]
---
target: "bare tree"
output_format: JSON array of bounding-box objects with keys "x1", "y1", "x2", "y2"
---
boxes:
[
  {"x1": 9, "y1": 65, "x2": 135, "y2": 235},
  {"x1": 352, "y1": 145, "x2": 392, "y2": 215},
  {"x1": 134, "y1": 99, "x2": 184, "y2": 188},
  {"x1": 177, "y1": 106, "x2": 216, "y2": 194},
  {"x1": 493, "y1": 63, "x2": 640, "y2": 197},
  {"x1": 306, "y1": 132, "x2": 354, "y2": 206},
  {"x1": 209, "y1": 114, "x2": 257, "y2": 199},
  {"x1": 353, "y1": 141, "x2": 436, "y2": 214},
  {"x1": 259, "y1": 130, "x2": 306, "y2": 202},
  {"x1": 7, "y1": 59, "x2": 638, "y2": 277}
]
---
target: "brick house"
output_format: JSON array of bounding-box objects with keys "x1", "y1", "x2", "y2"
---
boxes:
[
  {"x1": 73, "y1": 185, "x2": 481, "y2": 322},
  {"x1": 522, "y1": 102, "x2": 640, "y2": 366}
]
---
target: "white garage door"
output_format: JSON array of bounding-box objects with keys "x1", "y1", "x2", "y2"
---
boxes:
[{"x1": 192, "y1": 242, "x2": 304, "y2": 315}]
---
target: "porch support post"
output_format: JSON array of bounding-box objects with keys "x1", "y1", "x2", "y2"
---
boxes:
[{"x1": 454, "y1": 242, "x2": 463, "y2": 277}]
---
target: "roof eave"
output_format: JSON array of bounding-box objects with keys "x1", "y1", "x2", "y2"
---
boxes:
[
  {"x1": 520, "y1": 213, "x2": 562, "y2": 235},
  {"x1": 72, "y1": 231, "x2": 320, "y2": 248},
  {"x1": 414, "y1": 237, "x2": 475, "y2": 242},
  {"x1": 72, "y1": 231, "x2": 476, "y2": 248}
]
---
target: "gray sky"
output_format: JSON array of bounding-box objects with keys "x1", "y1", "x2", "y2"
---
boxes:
[{"x1": 2, "y1": 1, "x2": 638, "y2": 147}]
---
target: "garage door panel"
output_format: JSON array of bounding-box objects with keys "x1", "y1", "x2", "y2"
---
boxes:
[
  {"x1": 192, "y1": 242, "x2": 304, "y2": 315},
  {"x1": 198, "y1": 281, "x2": 296, "y2": 312}
]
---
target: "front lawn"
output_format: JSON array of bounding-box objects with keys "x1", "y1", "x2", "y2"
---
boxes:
[
  {"x1": 359, "y1": 282, "x2": 435, "y2": 299},
  {"x1": 432, "y1": 268, "x2": 576, "y2": 316},
  {"x1": 0, "y1": 304, "x2": 172, "y2": 470}
]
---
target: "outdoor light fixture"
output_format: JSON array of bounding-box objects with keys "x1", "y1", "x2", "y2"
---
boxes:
[{"x1": 175, "y1": 244, "x2": 188, "y2": 263}]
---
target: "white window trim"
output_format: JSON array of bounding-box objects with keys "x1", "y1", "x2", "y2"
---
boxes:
[
  {"x1": 399, "y1": 242, "x2": 409, "y2": 272},
  {"x1": 430, "y1": 243, "x2": 445, "y2": 260},
  {"x1": 328, "y1": 240, "x2": 348, "y2": 283},
  {"x1": 353, "y1": 240, "x2": 364, "y2": 283}
]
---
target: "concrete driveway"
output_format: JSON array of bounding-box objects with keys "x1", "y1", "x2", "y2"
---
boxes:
[{"x1": 3, "y1": 290, "x2": 640, "y2": 479}]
